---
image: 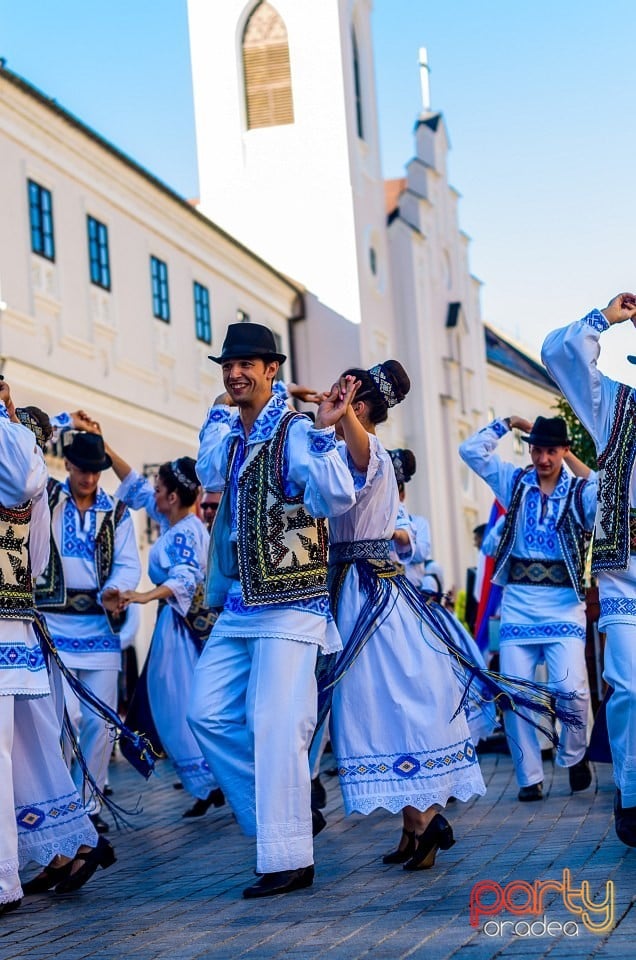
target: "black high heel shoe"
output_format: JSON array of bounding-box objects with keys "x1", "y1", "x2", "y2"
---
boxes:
[
  {"x1": 382, "y1": 829, "x2": 416, "y2": 864},
  {"x1": 182, "y1": 787, "x2": 226, "y2": 818},
  {"x1": 403, "y1": 814, "x2": 455, "y2": 871},
  {"x1": 54, "y1": 836, "x2": 116, "y2": 893},
  {"x1": 22, "y1": 859, "x2": 74, "y2": 895}
]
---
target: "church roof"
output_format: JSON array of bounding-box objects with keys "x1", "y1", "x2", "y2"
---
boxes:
[
  {"x1": 0, "y1": 62, "x2": 304, "y2": 302},
  {"x1": 485, "y1": 325, "x2": 557, "y2": 393},
  {"x1": 384, "y1": 177, "x2": 407, "y2": 217},
  {"x1": 414, "y1": 112, "x2": 442, "y2": 132}
]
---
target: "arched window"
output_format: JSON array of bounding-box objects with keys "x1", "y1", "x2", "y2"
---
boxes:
[
  {"x1": 243, "y1": 2, "x2": 294, "y2": 130},
  {"x1": 352, "y1": 27, "x2": 364, "y2": 140}
]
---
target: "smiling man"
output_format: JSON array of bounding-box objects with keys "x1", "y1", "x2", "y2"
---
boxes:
[
  {"x1": 189, "y1": 322, "x2": 357, "y2": 899},
  {"x1": 459, "y1": 414, "x2": 596, "y2": 801}
]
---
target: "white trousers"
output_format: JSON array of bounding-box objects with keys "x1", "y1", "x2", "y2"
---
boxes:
[
  {"x1": 188, "y1": 635, "x2": 317, "y2": 873},
  {"x1": 500, "y1": 641, "x2": 590, "y2": 787},
  {"x1": 0, "y1": 695, "x2": 21, "y2": 906},
  {"x1": 63, "y1": 668, "x2": 119, "y2": 810},
  {"x1": 604, "y1": 622, "x2": 636, "y2": 807}
]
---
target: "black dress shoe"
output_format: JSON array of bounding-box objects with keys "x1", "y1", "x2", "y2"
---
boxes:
[
  {"x1": 22, "y1": 860, "x2": 74, "y2": 895},
  {"x1": 0, "y1": 899, "x2": 21, "y2": 916},
  {"x1": 89, "y1": 813, "x2": 110, "y2": 834},
  {"x1": 311, "y1": 775, "x2": 327, "y2": 809},
  {"x1": 312, "y1": 807, "x2": 326, "y2": 837},
  {"x1": 403, "y1": 814, "x2": 455, "y2": 871},
  {"x1": 103, "y1": 784, "x2": 114, "y2": 797},
  {"x1": 55, "y1": 837, "x2": 116, "y2": 894},
  {"x1": 614, "y1": 789, "x2": 636, "y2": 847},
  {"x1": 182, "y1": 788, "x2": 225, "y2": 818},
  {"x1": 243, "y1": 866, "x2": 314, "y2": 899},
  {"x1": 568, "y1": 758, "x2": 592, "y2": 792},
  {"x1": 382, "y1": 829, "x2": 416, "y2": 864},
  {"x1": 518, "y1": 782, "x2": 543, "y2": 802}
]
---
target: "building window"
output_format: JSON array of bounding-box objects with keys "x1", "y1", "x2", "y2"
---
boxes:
[
  {"x1": 28, "y1": 180, "x2": 55, "y2": 261},
  {"x1": 352, "y1": 28, "x2": 364, "y2": 140},
  {"x1": 150, "y1": 256, "x2": 170, "y2": 322},
  {"x1": 243, "y1": 2, "x2": 294, "y2": 130},
  {"x1": 87, "y1": 216, "x2": 111, "y2": 290},
  {"x1": 237, "y1": 309, "x2": 250, "y2": 323},
  {"x1": 369, "y1": 247, "x2": 377, "y2": 276},
  {"x1": 194, "y1": 282, "x2": 211, "y2": 344}
]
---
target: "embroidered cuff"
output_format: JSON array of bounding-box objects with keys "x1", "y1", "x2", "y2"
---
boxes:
[
  {"x1": 489, "y1": 419, "x2": 509, "y2": 439},
  {"x1": 582, "y1": 309, "x2": 610, "y2": 333},
  {"x1": 51, "y1": 411, "x2": 72, "y2": 429},
  {"x1": 205, "y1": 405, "x2": 232, "y2": 426},
  {"x1": 308, "y1": 426, "x2": 337, "y2": 455},
  {"x1": 273, "y1": 381, "x2": 289, "y2": 401},
  {"x1": 0, "y1": 402, "x2": 8, "y2": 421}
]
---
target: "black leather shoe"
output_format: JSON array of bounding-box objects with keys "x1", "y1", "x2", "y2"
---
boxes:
[
  {"x1": 518, "y1": 783, "x2": 543, "y2": 802},
  {"x1": 55, "y1": 836, "x2": 116, "y2": 894},
  {"x1": 568, "y1": 758, "x2": 592, "y2": 792},
  {"x1": 312, "y1": 807, "x2": 326, "y2": 837},
  {"x1": 614, "y1": 789, "x2": 636, "y2": 847},
  {"x1": 403, "y1": 814, "x2": 455, "y2": 871},
  {"x1": 311, "y1": 775, "x2": 327, "y2": 809},
  {"x1": 0, "y1": 898, "x2": 21, "y2": 916},
  {"x1": 182, "y1": 788, "x2": 225, "y2": 818},
  {"x1": 89, "y1": 813, "x2": 110, "y2": 834},
  {"x1": 243, "y1": 866, "x2": 314, "y2": 899},
  {"x1": 22, "y1": 860, "x2": 73, "y2": 895},
  {"x1": 383, "y1": 829, "x2": 416, "y2": 864}
]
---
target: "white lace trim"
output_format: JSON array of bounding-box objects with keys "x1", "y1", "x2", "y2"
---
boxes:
[
  {"x1": 0, "y1": 689, "x2": 48, "y2": 698},
  {"x1": 0, "y1": 857, "x2": 21, "y2": 904},
  {"x1": 18, "y1": 828, "x2": 98, "y2": 868},
  {"x1": 343, "y1": 780, "x2": 486, "y2": 816}
]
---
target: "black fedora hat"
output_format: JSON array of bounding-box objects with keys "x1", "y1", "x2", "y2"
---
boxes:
[
  {"x1": 62, "y1": 431, "x2": 112, "y2": 472},
  {"x1": 521, "y1": 416, "x2": 571, "y2": 447},
  {"x1": 209, "y1": 322, "x2": 286, "y2": 365}
]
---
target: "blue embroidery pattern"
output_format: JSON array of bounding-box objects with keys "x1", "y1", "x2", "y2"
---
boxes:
[
  {"x1": 223, "y1": 591, "x2": 330, "y2": 617},
  {"x1": 0, "y1": 643, "x2": 46, "y2": 671},
  {"x1": 51, "y1": 412, "x2": 72, "y2": 428},
  {"x1": 337, "y1": 741, "x2": 477, "y2": 781},
  {"x1": 173, "y1": 757, "x2": 213, "y2": 776},
  {"x1": 207, "y1": 407, "x2": 232, "y2": 426},
  {"x1": 0, "y1": 404, "x2": 9, "y2": 421},
  {"x1": 228, "y1": 395, "x2": 289, "y2": 446},
  {"x1": 166, "y1": 532, "x2": 197, "y2": 568},
  {"x1": 62, "y1": 499, "x2": 97, "y2": 559},
  {"x1": 600, "y1": 597, "x2": 636, "y2": 618},
  {"x1": 500, "y1": 622, "x2": 585, "y2": 641},
  {"x1": 16, "y1": 791, "x2": 87, "y2": 832},
  {"x1": 55, "y1": 635, "x2": 120, "y2": 654},
  {"x1": 490, "y1": 419, "x2": 509, "y2": 439},
  {"x1": 308, "y1": 428, "x2": 336, "y2": 455},
  {"x1": 582, "y1": 309, "x2": 610, "y2": 333}
]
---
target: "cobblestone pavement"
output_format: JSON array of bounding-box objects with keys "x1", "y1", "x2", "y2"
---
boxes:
[{"x1": 2, "y1": 748, "x2": 634, "y2": 960}]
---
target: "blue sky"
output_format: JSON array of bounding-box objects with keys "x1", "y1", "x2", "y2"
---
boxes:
[{"x1": 2, "y1": 0, "x2": 635, "y2": 379}]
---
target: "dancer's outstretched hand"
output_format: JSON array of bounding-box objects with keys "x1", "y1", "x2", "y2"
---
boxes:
[
  {"x1": 315, "y1": 375, "x2": 360, "y2": 429},
  {"x1": 602, "y1": 293, "x2": 636, "y2": 325}
]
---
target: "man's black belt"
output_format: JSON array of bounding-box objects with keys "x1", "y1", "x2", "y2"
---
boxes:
[
  {"x1": 329, "y1": 539, "x2": 391, "y2": 564},
  {"x1": 57, "y1": 588, "x2": 103, "y2": 616},
  {"x1": 508, "y1": 557, "x2": 570, "y2": 588}
]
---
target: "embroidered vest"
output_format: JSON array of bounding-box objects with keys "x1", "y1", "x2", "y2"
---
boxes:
[
  {"x1": 232, "y1": 411, "x2": 329, "y2": 606},
  {"x1": 592, "y1": 384, "x2": 636, "y2": 572},
  {"x1": 35, "y1": 478, "x2": 128, "y2": 632},
  {"x1": 0, "y1": 501, "x2": 34, "y2": 621},
  {"x1": 492, "y1": 468, "x2": 590, "y2": 601}
]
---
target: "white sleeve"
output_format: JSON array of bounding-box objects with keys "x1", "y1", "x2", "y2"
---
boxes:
[
  {"x1": 541, "y1": 310, "x2": 618, "y2": 448},
  {"x1": 29, "y1": 487, "x2": 51, "y2": 579},
  {"x1": 409, "y1": 514, "x2": 432, "y2": 565},
  {"x1": 459, "y1": 419, "x2": 521, "y2": 509},
  {"x1": 0, "y1": 405, "x2": 48, "y2": 506},
  {"x1": 115, "y1": 469, "x2": 162, "y2": 523},
  {"x1": 293, "y1": 421, "x2": 356, "y2": 519},
  {"x1": 100, "y1": 509, "x2": 141, "y2": 597},
  {"x1": 196, "y1": 406, "x2": 233, "y2": 492}
]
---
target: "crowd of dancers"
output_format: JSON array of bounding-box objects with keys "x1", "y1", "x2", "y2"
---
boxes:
[{"x1": 2, "y1": 291, "x2": 636, "y2": 915}]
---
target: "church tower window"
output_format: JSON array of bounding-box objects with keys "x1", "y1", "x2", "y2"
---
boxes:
[
  {"x1": 243, "y1": 2, "x2": 294, "y2": 130},
  {"x1": 352, "y1": 28, "x2": 364, "y2": 140}
]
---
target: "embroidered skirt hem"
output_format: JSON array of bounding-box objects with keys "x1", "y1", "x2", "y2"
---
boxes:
[{"x1": 340, "y1": 775, "x2": 486, "y2": 816}]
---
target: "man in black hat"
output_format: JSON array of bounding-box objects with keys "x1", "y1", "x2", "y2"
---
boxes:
[
  {"x1": 189, "y1": 322, "x2": 357, "y2": 899},
  {"x1": 35, "y1": 414, "x2": 141, "y2": 832},
  {"x1": 542, "y1": 292, "x2": 636, "y2": 846},
  {"x1": 460, "y1": 413, "x2": 596, "y2": 801}
]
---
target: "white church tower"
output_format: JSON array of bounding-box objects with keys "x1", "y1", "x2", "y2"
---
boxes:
[{"x1": 187, "y1": 0, "x2": 394, "y2": 364}]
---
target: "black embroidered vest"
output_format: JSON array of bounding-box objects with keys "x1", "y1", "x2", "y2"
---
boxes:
[
  {"x1": 35, "y1": 478, "x2": 128, "y2": 632},
  {"x1": 0, "y1": 501, "x2": 34, "y2": 621},
  {"x1": 592, "y1": 384, "x2": 636, "y2": 572},
  {"x1": 233, "y1": 411, "x2": 329, "y2": 606},
  {"x1": 492, "y1": 467, "x2": 591, "y2": 601}
]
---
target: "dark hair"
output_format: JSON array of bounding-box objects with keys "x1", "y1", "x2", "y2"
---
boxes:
[
  {"x1": 158, "y1": 456, "x2": 200, "y2": 507},
  {"x1": 16, "y1": 405, "x2": 53, "y2": 448},
  {"x1": 401, "y1": 449, "x2": 416, "y2": 481},
  {"x1": 343, "y1": 360, "x2": 410, "y2": 424},
  {"x1": 473, "y1": 523, "x2": 487, "y2": 538}
]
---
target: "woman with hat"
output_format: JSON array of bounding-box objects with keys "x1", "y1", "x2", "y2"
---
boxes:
[
  {"x1": 459, "y1": 413, "x2": 596, "y2": 801},
  {"x1": 91, "y1": 439, "x2": 224, "y2": 818}
]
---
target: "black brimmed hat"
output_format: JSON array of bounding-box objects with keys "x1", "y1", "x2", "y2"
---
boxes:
[
  {"x1": 62, "y1": 431, "x2": 112, "y2": 472},
  {"x1": 521, "y1": 416, "x2": 571, "y2": 448},
  {"x1": 208, "y1": 322, "x2": 286, "y2": 364}
]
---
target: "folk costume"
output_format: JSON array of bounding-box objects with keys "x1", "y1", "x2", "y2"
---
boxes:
[
  {"x1": 0, "y1": 401, "x2": 49, "y2": 910},
  {"x1": 542, "y1": 310, "x2": 636, "y2": 810},
  {"x1": 459, "y1": 418, "x2": 595, "y2": 789},
  {"x1": 35, "y1": 430, "x2": 141, "y2": 807},
  {"x1": 190, "y1": 325, "x2": 356, "y2": 879},
  {"x1": 115, "y1": 469, "x2": 219, "y2": 802}
]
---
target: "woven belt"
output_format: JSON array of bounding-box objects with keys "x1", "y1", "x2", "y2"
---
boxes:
[
  {"x1": 631, "y1": 510, "x2": 636, "y2": 555},
  {"x1": 62, "y1": 588, "x2": 103, "y2": 616},
  {"x1": 329, "y1": 539, "x2": 391, "y2": 564},
  {"x1": 508, "y1": 557, "x2": 570, "y2": 588}
]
